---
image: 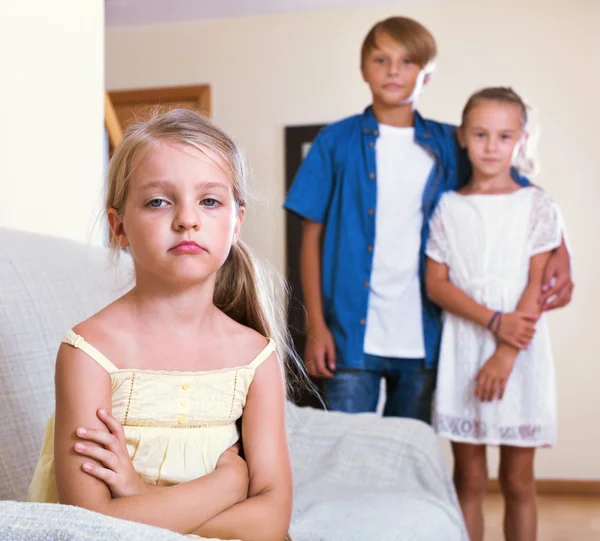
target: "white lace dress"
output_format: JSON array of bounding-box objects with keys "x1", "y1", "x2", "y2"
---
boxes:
[{"x1": 426, "y1": 186, "x2": 562, "y2": 447}]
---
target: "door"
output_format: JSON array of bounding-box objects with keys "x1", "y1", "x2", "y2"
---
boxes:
[{"x1": 284, "y1": 123, "x2": 326, "y2": 409}]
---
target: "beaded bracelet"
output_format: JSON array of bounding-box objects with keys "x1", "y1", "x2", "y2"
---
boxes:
[{"x1": 487, "y1": 311, "x2": 501, "y2": 331}]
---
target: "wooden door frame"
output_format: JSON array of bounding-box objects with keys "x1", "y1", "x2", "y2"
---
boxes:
[
  {"x1": 108, "y1": 84, "x2": 211, "y2": 117},
  {"x1": 104, "y1": 84, "x2": 211, "y2": 153},
  {"x1": 104, "y1": 92, "x2": 123, "y2": 149}
]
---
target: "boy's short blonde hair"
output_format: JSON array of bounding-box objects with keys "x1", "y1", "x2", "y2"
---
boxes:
[{"x1": 361, "y1": 16, "x2": 437, "y2": 73}]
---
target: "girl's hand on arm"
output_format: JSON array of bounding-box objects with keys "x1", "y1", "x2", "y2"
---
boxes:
[
  {"x1": 495, "y1": 311, "x2": 539, "y2": 350},
  {"x1": 74, "y1": 408, "x2": 149, "y2": 498},
  {"x1": 475, "y1": 250, "x2": 553, "y2": 402},
  {"x1": 55, "y1": 340, "x2": 248, "y2": 533},
  {"x1": 426, "y1": 258, "x2": 537, "y2": 349},
  {"x1": 78, "y1": 409, "x2": 248, "y2": 501}
]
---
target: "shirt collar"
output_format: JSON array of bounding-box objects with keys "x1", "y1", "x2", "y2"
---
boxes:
[{"x1": 360, "y1": 105, "x2": 432, "y2": 142}]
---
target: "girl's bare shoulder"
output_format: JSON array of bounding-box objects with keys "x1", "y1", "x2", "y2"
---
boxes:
[{"x1": 215, "y1": 310, "x2": 272, "y2": 366}]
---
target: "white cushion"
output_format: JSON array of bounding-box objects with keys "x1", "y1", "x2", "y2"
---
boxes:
[
  {"x1": 0, "y1": 501, "x2": 186, "y2": 540},
  {"x1": 0, "y1": 227, "x2": 128, "y2": 501}
]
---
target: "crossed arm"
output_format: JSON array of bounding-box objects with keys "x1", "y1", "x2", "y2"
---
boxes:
[
  {"x1": 190, "y1": 351, "x2": 293, "y2": 541},
  {"x1": 426, "y1": 249, "x2": 556, "y2": 401},
  {"x1": 54, "y1": 344, "x2": 292, "y2": 540}
]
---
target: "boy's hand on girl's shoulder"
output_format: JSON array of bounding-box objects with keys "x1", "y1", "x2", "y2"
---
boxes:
[
  {"x1": 304, "y1": 324, "x2": 336, "y2": 379},
  {"x1": 540, "y1": 244, "x2": 574, "y2": 310},
  {"x1": 474, "y1": 349, "x2": 516, "y2": 402}
]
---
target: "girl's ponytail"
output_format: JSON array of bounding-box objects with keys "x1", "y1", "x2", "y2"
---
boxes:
[{"x1": 214, "y1": 240, "x2": 309, "y2": 395}]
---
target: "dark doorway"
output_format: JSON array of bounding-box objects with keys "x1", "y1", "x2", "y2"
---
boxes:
[{"x1": 284, "y1": 124, "x2": 326, "y2": 409}]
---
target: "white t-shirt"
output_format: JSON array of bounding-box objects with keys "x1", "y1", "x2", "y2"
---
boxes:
[{"x1": 363, "y1": 124, "x2": 435, "y2": 358}]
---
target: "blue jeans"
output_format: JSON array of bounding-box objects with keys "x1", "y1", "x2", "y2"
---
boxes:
[{"x1": 322, "y1": 354, "x2": 436, "y2": 424}]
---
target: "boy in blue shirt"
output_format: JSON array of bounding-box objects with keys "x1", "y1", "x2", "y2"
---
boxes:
[{"x1": 284, "y1": 16, "x2": 573, "y2": 423}]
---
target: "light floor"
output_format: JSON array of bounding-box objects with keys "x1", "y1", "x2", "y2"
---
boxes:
[{"x1": 483, "y1": 494, "x2": 600, "y2": 541}]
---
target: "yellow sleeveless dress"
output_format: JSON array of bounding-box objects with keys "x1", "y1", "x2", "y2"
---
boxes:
[{"x1": 28, "y1": 329, "x2": 275, "y2": 540}]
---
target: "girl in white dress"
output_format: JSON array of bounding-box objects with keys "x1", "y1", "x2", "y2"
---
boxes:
[{"x1": 425, "y1": 87, "x2": 564, "y2": 541}]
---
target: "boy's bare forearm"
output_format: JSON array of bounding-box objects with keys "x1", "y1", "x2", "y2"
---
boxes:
[{"x1": 300, "y1": 222, "x2": 326, "y2": 330}]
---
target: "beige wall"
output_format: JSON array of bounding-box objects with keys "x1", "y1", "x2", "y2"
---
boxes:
[
  {"x1": 0, "y1": 0, "x2": 105, "y2": 245},
  {"x1": 106, "y1": 0, "x2": 600, "y2": 480}
]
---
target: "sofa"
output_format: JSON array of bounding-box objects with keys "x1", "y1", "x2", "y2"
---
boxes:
[{"x1": 0, "y1": 226, "x2": 468, "y2": 540}]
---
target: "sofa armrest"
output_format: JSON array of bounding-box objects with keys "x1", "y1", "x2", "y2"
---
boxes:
[{"x1": 0, "y1": 501, "x2": 186, "y2": 540}]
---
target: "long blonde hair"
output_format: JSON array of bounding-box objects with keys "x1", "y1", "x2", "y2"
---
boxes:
[{"x1": 106, "y1": 108, "x2": 307, "y2": 394}]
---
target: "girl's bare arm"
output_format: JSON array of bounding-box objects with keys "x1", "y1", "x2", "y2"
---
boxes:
[
  {"x1": 489, "y1": 250, "x2": 553, "y2": 361},
  {"x1": 191, "y1": 349, "x2": 293, "y2": 541},
  {"x1": 425, "y1": 258, "x2": 538, "y2": 349},
  {"x1": 425, "y1": 259, "x2": 496, "y2": 328},
  {"x1": 54, "y1": 344, "x2": 246, "y2": 534},
  {"x1": 474, "y1": 251, "x2": 553, "y2": 400}
]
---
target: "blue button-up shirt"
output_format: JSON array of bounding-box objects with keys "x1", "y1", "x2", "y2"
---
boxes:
[{"x1": 284, "y1": 106, "x2": 528, "y2": 369}]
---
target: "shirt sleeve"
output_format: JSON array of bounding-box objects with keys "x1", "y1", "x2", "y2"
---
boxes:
[
  {"x1": 283, "y1": 129, "x2": 335, "y2": 224},
  {"x1": 529, "y1": 188, "x2": 563, "y2": 256},
  {"x1": 426, "y1": 197, "x2": 449, "y2": 264}
]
